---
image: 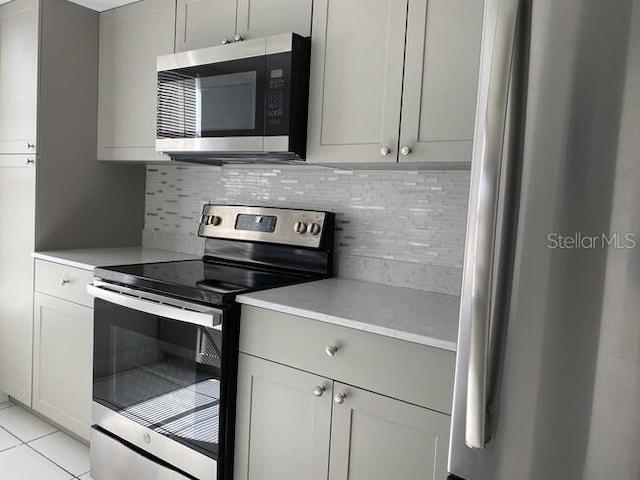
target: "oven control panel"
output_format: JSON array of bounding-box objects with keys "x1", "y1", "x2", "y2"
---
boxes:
[{"x1": 198, "y1": 205, "x2": 331, "y2": 248}]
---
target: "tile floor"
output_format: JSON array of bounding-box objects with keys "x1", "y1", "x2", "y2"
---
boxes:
[{"x1": 0, "y1": 399, "x2": 93, "y2": 479}]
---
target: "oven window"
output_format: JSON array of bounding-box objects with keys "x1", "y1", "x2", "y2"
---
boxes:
[{"x1": 93, "y1": 299, "x2": 223, "y2": 459}]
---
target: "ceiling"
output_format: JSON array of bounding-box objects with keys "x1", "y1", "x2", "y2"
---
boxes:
[{"x1": 0, "y1": 0, "x2": 138, "y2": 12}]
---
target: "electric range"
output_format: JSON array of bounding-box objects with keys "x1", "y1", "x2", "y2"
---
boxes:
[{"x1": 87, "y1": 205, "x2": 335, "y2": 480}]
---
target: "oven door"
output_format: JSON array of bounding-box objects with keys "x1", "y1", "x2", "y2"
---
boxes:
[
  {"x1": 88, "y1": 281, "x2": 227, "y2": 480},
  {"x1": 156, "y1": 54, "x2": 267, "y2": 153}
]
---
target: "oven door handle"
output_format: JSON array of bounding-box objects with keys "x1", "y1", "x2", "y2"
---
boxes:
[{"x1": 87, "y1": 281, "x2": 223, "y2": 329}]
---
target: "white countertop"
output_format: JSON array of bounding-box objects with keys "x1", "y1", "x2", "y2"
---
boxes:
[
  {"x1": 237, "y1": 278, "x2": 460, "y2": 351},
  {"x1": 32, "y1": 247, "x2": 199, "y2": 271}
]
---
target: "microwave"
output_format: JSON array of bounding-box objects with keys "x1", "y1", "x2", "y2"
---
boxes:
[{"x1": 156, "y1": 33, "x2": 311, "y2": 162}]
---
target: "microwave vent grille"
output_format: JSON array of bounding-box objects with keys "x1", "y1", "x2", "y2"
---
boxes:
[{"x1": 157, "y1": 71, "x2": 197, "y2": 138}]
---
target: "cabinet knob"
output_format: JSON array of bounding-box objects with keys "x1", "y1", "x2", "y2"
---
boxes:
[
  {"x1": 26, "y1": 142, "x2": 35, "y2": 149},
  {"x1": 380, "y1": 146, "x2": 391, "y2": 156},
  {"x1": 25, "y1": 158, "x2": 34, "y2": 165},
  {"x1": 400, "y1": 146, "x2": 412, "y2": 156},
  {"x1": 313, "y1": 386, "x2": 326, "y2": 397},
  {"x1": 234, "y1": 33, "x2": 243, "y2": 42},
  {"x1": 334, "y1": 392, "x2": 346, "y2": 405},
  {"x1": 325, "y1": 345, "x2": 338, "y2": 357},
  {"x1": 221, "y1": 37, "x2": 229, "y2": 45},
  {"x1": 60, "y1": 277, "x2": 70, "y2": 286}
]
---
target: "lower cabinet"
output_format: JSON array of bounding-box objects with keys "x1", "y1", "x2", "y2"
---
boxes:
[
  {"x1": 234, "y1": 354, "x2": 332, "y2": 480},
  {"x1": 32, "y1": 261, "x2": 94, "y2": 441},
  {"x1": 235, "y1": 353, "x2": 451, "y2": 480},
  {"x1": 0, "y1": 157, "x2": 36, "y2": 406},
  {"x1": 329, "y1": 382, "x2": 450, "y2": 480}
]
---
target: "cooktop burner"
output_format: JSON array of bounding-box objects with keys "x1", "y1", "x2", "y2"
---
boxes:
[{"x1": 95, "y1": 259, "x2": 319, "y2": 305}]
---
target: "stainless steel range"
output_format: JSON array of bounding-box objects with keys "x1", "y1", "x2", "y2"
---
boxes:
[{"x1": 87, "y1": 205, "x2": 335, "y2": 480}]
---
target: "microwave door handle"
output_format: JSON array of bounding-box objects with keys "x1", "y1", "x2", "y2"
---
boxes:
[
  {"x1": 463, "y1": 0, "x2": 526, "y2": 449},
  {"x1": 87, "y1": 283, "x2": 221, "y2": 329}
]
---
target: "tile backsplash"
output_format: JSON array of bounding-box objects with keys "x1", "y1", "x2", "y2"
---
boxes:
[{"x1": 143, "y1": 165, "x2": 470, "y2": 295}]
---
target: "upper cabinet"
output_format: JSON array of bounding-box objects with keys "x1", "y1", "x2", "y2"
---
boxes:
[
  {"x1": 97, "y1": 0, "x2": 175, "y2": 161},
  {"x1": 0, "y1": 0, "x2": 38, "y2": 155},
  {"x1": 307, "y1": 0, "x2": 407, "y2": 164},
  {"x1": 175, "y1": 0, "x2": 312, "y2": 52},
  {"x1": 307, "y1": 0, "x2": 484, "y2": 165},
  {"x1": 235, "y1": 0, "x2": 312, "y2": 40},
  {"x1": 175, "y1": 0, "x2": 236, "y2": 51},
  {"x1": 399, "y1": 0, "x2": 484, "y2": 164}
]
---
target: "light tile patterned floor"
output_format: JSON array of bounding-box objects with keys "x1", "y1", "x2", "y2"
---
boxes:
[{"x1": 0, "y1": 400, "x2": 92, "y2": 480}]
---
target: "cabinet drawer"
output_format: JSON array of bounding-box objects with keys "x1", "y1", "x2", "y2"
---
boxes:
[
  {"x1": 35, "y1": 260, "x2": 93, "y2": 307},
  {"x1": 239, "y1": 305, "x2": 455, "y2": 414}
]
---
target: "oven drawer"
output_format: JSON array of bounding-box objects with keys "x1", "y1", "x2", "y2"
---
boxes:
[
  {"x1": 35, "y1": 260, "x2": 93, "y2": 307},
  {"x1": 239, "y1": 305, "x2": 455, "y2": 414},
  {"x1": 90, "y1": 428, "x2": 191, "y2": 480}
]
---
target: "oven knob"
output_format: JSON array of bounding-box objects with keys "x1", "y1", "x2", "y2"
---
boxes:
[
  {"x1": 200, "y1": 215, "x2": 209, "y2": 225},
  {"x1": 221, "y1": 37, "x2": 229, "y2": 45},
  {"x1": 143, "y1": 433, "x2": 151, "y2": 444},
  {"x1": 307, "y1": 223, "x2": 321, "y2": 235},
  {"x1": 294, "y1": 221, "x2": 307, "y2": 234},
  {"x1": 208, "y1": 215, "x2": 222, "y2": 226}
]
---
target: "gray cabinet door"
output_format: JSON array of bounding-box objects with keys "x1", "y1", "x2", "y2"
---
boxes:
[
  {"x1": 234, "y1": 353, "x2": 332, "y2": 480},
  {"x1": 97, "y1": 0, "x2": 174, "y2": 161},
  {"x1": 329, "y1": 383, "x2": 451, "y2": 480},
  {"x1": 306, "y1": 0, "x2": 408, "y2": 164},
  {"x1": 175, "y1": 0, "x2": 237, "y2": 51},
  {"x1": 236, "y1": 0, "x2": 312, "y2": 40},
  {"x1": 0, "y1": 0, "x2": 38, "y2": 155},
  {"x1": 32, "y1": 293, "x2": 93, "y2": 441},
  {"x1": 0, "y1": 157, "x2": 36, "y2": 405},
  {"x1": 399, "y1": 0, "x2": 484, "y2": 164}
]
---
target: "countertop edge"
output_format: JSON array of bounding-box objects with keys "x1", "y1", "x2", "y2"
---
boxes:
[
  {"x1": 236, "y1": 295, "x2": 457, "y2": 352},
  {"x1": 32, "y1": 252, "x2": 96, "y2": 271},
  {"x1": 32, "y1": 248, "x2": 200, "y2": 271}
]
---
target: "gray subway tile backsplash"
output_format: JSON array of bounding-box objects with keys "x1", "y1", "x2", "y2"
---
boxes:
[{"x1": 143, "y1": 165, "x2": 470, "y2": 295}]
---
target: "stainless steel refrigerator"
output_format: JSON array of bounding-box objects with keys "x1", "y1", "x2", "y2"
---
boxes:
[{"x1": 449, "y1": 0, "x2": 640, "y2": 478}]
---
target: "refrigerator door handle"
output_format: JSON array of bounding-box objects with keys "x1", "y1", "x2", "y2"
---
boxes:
[{"x1": 463, "y1": 0, "x2": 524, "y2": 449}]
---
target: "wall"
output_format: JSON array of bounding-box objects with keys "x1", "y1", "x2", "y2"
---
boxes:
[{"x1": 143, "y1": 165, "x2": 470, "y2": 296}]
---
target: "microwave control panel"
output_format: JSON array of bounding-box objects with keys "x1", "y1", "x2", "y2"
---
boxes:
[
  {"x1": 267, "y1": 68, "x2": 286, "y2": 120},
  {"x1": 265, "y1": 52, "x2": 292, "y2": 135}
]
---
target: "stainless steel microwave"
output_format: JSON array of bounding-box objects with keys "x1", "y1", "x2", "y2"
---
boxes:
[{"x1": 156, "y1": 33, "x2": 311, "y2": 162}]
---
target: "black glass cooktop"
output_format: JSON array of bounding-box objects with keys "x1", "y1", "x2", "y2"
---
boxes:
[{"x1": 95, "y1": 259, "x2": 320, "y2": 305}]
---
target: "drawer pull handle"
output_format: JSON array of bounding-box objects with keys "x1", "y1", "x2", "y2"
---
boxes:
[
  {"x1": 313, "y1": 386, "x2": 326, "y2": 397},
  {"x1": 325, "y1": 345, "x2": 338, "y2": 357},
  {"x1": 334, "y1": 392, "x2": 346, "y2": 405},
  {"x1": 60, "y1": 277, "x2": 70, "y2": 286}
]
